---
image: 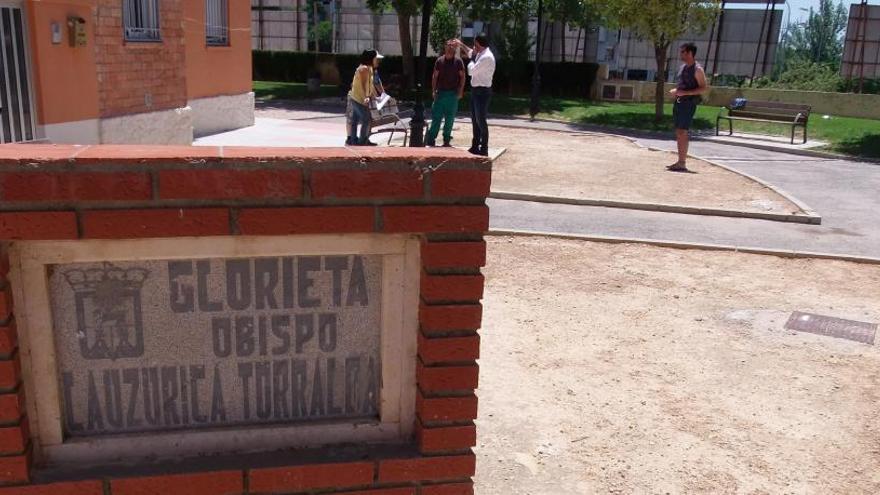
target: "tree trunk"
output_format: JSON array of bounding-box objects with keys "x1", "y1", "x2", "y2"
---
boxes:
[
  {"x1": 653, "y1": 43, "x2": 669, "y2": 123},
  {"x1": 313, "y1": 1, "x2": 319, "y2": 53},
  {"x1": 582, "y1": 28, "x2": 588, "y2": 63},
  {"x1": 560, "y1": 21, "x2": 566, "y2": 62},
  {"x1": 397, "y1": 13, "x2": 415, "y2": 90}
]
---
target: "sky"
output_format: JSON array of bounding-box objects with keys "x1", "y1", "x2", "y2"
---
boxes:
[{"x1": 762, "y1": 0, "x2": 880, "y2": 24}]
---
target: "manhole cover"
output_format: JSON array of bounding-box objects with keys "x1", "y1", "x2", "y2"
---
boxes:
[{"x1": 784, "y1": 312, "x2": 877, "y2": 345}]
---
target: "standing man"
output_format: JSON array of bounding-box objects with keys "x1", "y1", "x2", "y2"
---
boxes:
[
  {"x1": 667, "y1": 42, "x2": 708, "y2": 172},
  {"x1": 426, "y1": 41, "x2": 466, "y2": 147},
  {"x1": 454, "y1": 34, "x2": 496, "y2": 156}
]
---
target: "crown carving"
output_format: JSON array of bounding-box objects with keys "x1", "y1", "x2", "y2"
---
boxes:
[{"x1": 63, "y1": 262, "x2": 148, "y2": 293}]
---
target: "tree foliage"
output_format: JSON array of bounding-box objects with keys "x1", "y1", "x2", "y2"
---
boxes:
[
  {"x1": 600, "y1": 0, "x2": 720, "y2": 121},
  {"x1": 783, "y1": 0, "x2": 848, "y2": 69},
  {"x1": 755, "y1": 59, "x2": 844, "y2": 92},
  {"x1": 430, "y1": 0, "x2": 459, "y2": 54},
  {"x1": 366, "y1": 0, "x2": 425, "y2": 89}
]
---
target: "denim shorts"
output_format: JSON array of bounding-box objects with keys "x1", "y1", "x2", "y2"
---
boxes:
[{"x1": 673, "y1": 97, "x2": 698, "y2": 130}]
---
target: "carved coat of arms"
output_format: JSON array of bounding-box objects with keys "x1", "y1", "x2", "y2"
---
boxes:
[{"x1": 63, "y1": 263, "x2": 149, "y2": 360}]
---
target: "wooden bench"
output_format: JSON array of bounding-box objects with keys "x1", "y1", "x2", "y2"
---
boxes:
[
  {"x1": 716, "y1": 100, "x2": 811, "y2": 144},
  {"x1": 370, "y1": 99, "x2": 413, "y2": 146}
]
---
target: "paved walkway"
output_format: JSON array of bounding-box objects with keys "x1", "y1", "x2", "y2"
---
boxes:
[{"x1": 197, "y1": 108, "x2": 880, "y2": 259}]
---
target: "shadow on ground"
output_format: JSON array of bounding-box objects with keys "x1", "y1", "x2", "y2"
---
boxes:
[
  {"x1": 833, "y1": 133, "x2": 880, "y2": 160},
  {"x1": 571, "y1": 111, "x2": 713, "y2": 132}
]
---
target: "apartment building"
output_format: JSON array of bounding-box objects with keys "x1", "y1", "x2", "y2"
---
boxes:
[{"x1": 0, "y1": 0, "x2": 253, "y2": 145}]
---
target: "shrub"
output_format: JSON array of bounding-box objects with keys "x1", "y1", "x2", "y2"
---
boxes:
[{"x1": 252, "y1": 50, "x2": 599, "y2": 99}]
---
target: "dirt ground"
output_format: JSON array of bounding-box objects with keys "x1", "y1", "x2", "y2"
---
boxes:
[
  {"x1": 478, "y1": 124, "x2": 804, "y2": 215},
  {"x1": 477, "y1": 236, "x2": 880, "y2": 494}
]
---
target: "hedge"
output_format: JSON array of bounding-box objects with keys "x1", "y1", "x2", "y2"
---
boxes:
[{"x1": 252, "y1": 50, "x2": 599, "y2": 98}]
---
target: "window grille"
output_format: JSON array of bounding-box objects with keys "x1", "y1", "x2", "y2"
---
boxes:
[
  {"x1": 206, "y1": 0, "x2": 229, "y2": 46},
  {"x1": 123, "y1": 0, "x2": 161, "y2": 42}
]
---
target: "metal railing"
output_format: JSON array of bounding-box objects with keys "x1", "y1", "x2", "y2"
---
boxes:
[
  {"x1": 206, "y1": 0, "x2": 229, "y2": 46},
  {"x1": 123, "y1": 0, "x2": 161, "y2": 42}
]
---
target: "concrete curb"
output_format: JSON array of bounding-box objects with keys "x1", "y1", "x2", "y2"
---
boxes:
[
  {"x1": 490, "y1": 191, "x2": 820, "y2": 224},
  {"x1": 487, "y1": 229, "x2": 880, "y2": 266},
  {"x1": 696, "y1": 135, "x2": 880, "y2": 164},
  {"x1": 629, "y1": 143, "x2": 823, "y2": 224}
]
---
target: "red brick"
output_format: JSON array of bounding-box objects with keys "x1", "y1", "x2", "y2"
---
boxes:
[
  {"x1": 112, "y1": 471, "x2": 242, "y2": 495},
  {"x1": 382, "y1": 206, "x2": 488, "y2": 234},
  {"x1": 311, "y1": 170, "x2": 423, "y2": 199},
  {"x1": 421, "y1": 241, "x2": 486, "y2": 269},
  {"x1": 0, "y1": 417, "x2": 27, "y2": 454},
  {"x1": 0, "y1": 172, "x2": 151, "y2": 202},
  {"x1": 421, "y1": 274, "x2": 484, "y2": 303},
  {"x1": 418, "y1": 334, "x2": 480, "y2": 364},
  {"x1": 0, "y1": 480, "x2": 103, "y2": 495},
  {"x1": 0, "y1": 452, "x2": 29, "y2": 483},
  {"x1": 0, "y1": 287, "x2": 10, "y2": 323},
  {"x1": 378, "y1": 454, "x2": 475, "y2": 483},
  {"x1": 0, "y1": 388, "x2": 24, "y2": 423},
  {"x1": 0, "y1": 321, "x2": 16, "y2": 358},
  {"x1": 338, "y1": 489, "x2": 415, "y2": 495},
  {"x1": 421, "y1": 482, "x2": 474, "y2": 495},
  {"x1": 159, "y1": 169, "x2": 302, "y2": 200},
  {"x1": 0, "y1": 357, "x2": 20, "y2": 391},
  {"x1": 418, "y1": 423, "x2": 477, "y2": 452},
  {"x1": 82, "y1": 209, "x2": 229, "y2": 239},
  {"x1": 239, "y1": 207, "x2": 374, "y2": 235},
  {"x1": 249, "y1": 461, "x2": 374, "y2": 492},
  {"x1": 420, "y1": 304, "x2": 482, "y2": 334},
  {"x1": 74, "y1": 146, "x2": 220, "y2": 163},
  {"x1": 417, "y1": 392, "x2": 478, "y2": 422},
  {"x1": 418, "y1": 363, "x2": 479, "y2": 393},
  {"x1": 0, "y1": 244, "x2": 10, "y2": 278},
  {"x1": 0, "y1": 212, "x2": 78, "y2": 240},
  {"x1": 0, "y1": 144, "x2": 81, "y2": 164},
  {"x1": 431, "y1": 170, "x2": 491, "y2": 198}
]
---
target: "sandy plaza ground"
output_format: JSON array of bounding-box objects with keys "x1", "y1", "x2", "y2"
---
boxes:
[
  {"x1": 476, "y1": 236, "x2": 880, "y2": 494},
  {"x1": 482, "y1": 124, "x2": 804, "y2": 216}
]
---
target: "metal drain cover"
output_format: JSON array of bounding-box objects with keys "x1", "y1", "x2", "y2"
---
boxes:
[{"x1": 784, "y1": 312, "x2": 877, "y2": 345}]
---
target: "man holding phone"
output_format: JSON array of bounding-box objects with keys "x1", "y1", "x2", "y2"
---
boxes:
[{"x1": 453, "y1": 34, "x2": 496, "y2": 156}]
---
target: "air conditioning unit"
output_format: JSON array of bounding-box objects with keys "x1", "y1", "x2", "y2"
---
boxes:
[{"x1": 601, "y1": 82, "x2": 635, "y2": 101}]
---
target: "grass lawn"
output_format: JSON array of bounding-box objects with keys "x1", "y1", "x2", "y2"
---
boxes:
[
  {"x1": 253, "y1": 81, "x2": 880, "y2": 159},
  {"x1": 253, "y1": 80, "x2": 339, "y2": 100}
]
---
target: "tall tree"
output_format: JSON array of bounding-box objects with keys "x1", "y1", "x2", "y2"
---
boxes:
[
  {"x1": 784, "y1": 0, "x2": 847, "y2": 69},
  {"x1": 545, "y1": 0, "x2": 582, "y2": 61},
  {"x1": 601, "y1": 0, "x2": 719, "y2": 121},
  {"x1": 430, "y1": 0, "x2": 459, "y2": 55},
  {"x1": 367, "y1": 0, "x2": 423, "y2": 89}
]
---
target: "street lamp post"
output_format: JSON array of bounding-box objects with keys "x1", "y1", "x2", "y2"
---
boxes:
[
  {"x1": 530, "y1": 0, "x2": 544, "y2": 120},
  {"x1": 409, "y1": 0, "x2": 434, "y2": 147}
]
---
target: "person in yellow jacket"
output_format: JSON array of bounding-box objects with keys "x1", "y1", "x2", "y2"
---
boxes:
[{"x1": 346, "y1": 50, "x2": 379, "y2": 146}]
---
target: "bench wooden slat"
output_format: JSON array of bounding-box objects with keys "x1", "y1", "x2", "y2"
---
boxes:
[
  {"x1": 728, "y1": 111, "x2": 808, "y2": 122},
  {"x1": 718, "y1": 99, "x2": 810, "y2": 144},
  {"x1": 724, "y1": 115, "x2": 807, "y2": 124}
]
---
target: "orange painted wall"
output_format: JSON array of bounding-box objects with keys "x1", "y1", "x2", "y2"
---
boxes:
[
  {"x1": 25, "y1": 0, "x2": 100, "y2": 125},
  {"x1": 184, "y1": 0, "x2": 252, "y2": 100}
]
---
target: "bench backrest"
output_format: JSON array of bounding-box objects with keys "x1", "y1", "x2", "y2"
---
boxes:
[{"x1": 728, "y1": 100, "x2": 811, "y2": 123}]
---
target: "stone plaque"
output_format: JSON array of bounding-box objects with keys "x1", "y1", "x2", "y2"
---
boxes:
[{"x1": 48, "y1": 255, "x2": 382, "y2": 437}]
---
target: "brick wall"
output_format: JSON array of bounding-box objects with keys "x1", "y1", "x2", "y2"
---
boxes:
[
  {"x1": 0, "y1": 144, "x2": 490, "y2": 494},
  {"x1": 94, "y1": 0, "x2": 188, "y2": 118}
]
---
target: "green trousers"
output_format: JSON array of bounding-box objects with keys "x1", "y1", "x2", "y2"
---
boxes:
[{"x1": 427, "y1": 90, "x2": 459, "y2": 144}]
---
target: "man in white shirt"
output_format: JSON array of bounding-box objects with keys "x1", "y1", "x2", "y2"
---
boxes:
[{"x1": 453, "y1": 34, "x2": 496, "y2": 156}]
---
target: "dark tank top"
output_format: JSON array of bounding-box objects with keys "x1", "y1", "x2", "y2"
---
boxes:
[{"x1": 677, "y1": 63, "x2": 700, "y2": 91}]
